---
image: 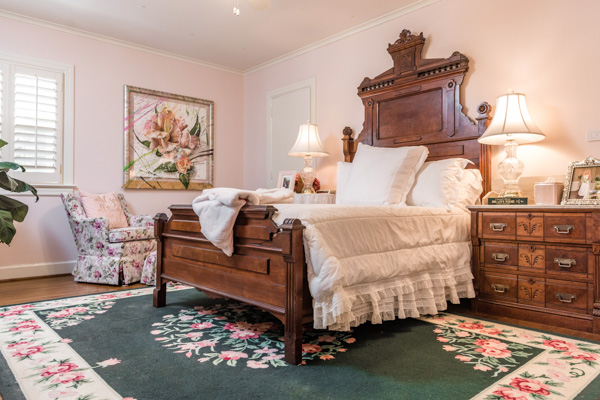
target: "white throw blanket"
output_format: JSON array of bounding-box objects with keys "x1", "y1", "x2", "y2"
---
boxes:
[{"x1": 191, "y1": 188, "x2": 293, "y2": 256}]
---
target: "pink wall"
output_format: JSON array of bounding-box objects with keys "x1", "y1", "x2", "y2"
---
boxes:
[
  {"x1": 0, "y1": 16, "x2": 244, "y2": 273},
  {"x1": 244, "y1": 0, "x2": 600, "y2": 191}
]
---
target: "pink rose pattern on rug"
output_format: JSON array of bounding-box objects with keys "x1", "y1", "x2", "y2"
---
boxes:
[
  {"x1": 151, "y1": 302, "x2": 356, "y2": 368},
  {"x1": 433, "y1": 322, "x2": 534, "y2": 377},
  {"x1": 424, "y1": 315, "x2": 600, "y2": 400}
]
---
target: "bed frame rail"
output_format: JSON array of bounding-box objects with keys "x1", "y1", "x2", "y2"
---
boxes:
[{"x1": 153, "y1": 204, "x2": 311, "y2": 364}]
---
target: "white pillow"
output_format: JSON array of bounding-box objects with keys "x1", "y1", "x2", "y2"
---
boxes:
[
  {"x1": 406, "y1": 158, "x2": 471, "y2": 208},
  {"x1": 341, "y1": 143, "x2": 429, "y2": 206},
  {"x1": 335, "y1": 161, "x2": 352, "y2": 204},
  {"x1": 454, "y1": 168, "x2": 483, "y2": 207}
]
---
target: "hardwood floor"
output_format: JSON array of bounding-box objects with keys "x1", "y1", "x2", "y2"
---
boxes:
[
  {"x1": 0, "y1": 274, "x2": 145, "y2": 307},
  {"x1": 1, "y1": 275, "x2": 599, "y2": 343}
]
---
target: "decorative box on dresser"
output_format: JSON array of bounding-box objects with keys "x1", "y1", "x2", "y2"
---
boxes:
[{"x1": 468, "y1": 205, "x2": 600, "y2": 334}]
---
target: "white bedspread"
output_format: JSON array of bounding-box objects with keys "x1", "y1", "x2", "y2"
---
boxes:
[
  {"x1": 192, "y1": 188, "x2": 293, "y2": 256},
  {"x1": 273, "y1": 204, "x2": 474, "y2": 331}
]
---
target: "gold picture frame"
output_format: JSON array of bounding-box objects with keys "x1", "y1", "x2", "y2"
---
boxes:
[
  {"x1": 123, "y1": 85, "x2": 214, "y2": 190},
  {"x1": 561, "y1": 156, "x2": 600, "y2": 205}
]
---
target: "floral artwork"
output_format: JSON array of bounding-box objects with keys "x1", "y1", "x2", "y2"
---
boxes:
[{"x1": 123, "y1": 86, "x2": 214, "y2": 190}]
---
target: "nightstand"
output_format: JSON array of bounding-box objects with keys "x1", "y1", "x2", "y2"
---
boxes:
[
  {"x1": 293, "y1": 193, "x2": 336, "y2": 204},
  {"x1": 468, "y1": 205, "x2": 600, "y2": 333}
]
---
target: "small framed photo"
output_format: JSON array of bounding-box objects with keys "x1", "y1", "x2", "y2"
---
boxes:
[
  {"x1": 277, "y1": 170, "x2": 296, "y2": 190},
  {"x1": 561, "y1": 156, "x2": 600, "y2": 205}
]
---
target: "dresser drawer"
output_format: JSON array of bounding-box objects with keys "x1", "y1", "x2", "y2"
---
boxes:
[
  {"x1": 481, "y1": 212, "x2": 516, "y2": 240},
  {"x1": 545, "y1": 246, "x2": 589, "y2": 275},
  {"x1": 545, "y1": 280, "x2": 588, "y2": 312},
  {"x1": 518, "y1": 243, "x2": 545, "y2": 270},
  {"x1": 544, "y1": 214, "x2": 586, "y2": 244},
  {"x1": 480, "y1": 272, "x2": 517, "y2": 302},
  {"x1": 517, "y1": 275, "x2": 545, "y2": 306},
  {"x1": 483, "y1": 242, "x2": 518, "y2": 268},
  {"x1": 516, "y1": 213, "x2": 544, "y2": 241}
]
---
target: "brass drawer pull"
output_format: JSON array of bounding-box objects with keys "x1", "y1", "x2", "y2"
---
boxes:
[
  {"x1": 491, "y1": 284, "x2": 509, "y2": 293},
  {"x1": 555, "y1": 293, "x2": 576, "y2": 303},
  {"x1": 554, "y1": 258, "x2": 576, "y2": 268},
  {"x1": 553, "y1": 225, "x2": 574, "y2": 234},
  {"x1": 492, "y1": 253, "x2": 509, "y2": 262},
  {"x1": 490, "y1": 223, "x2": 507, "y2": 232}
]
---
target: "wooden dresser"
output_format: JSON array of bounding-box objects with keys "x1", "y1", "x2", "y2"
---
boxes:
[{"x1": 468, "y1": 205, "x2": 600, "y2": 333}]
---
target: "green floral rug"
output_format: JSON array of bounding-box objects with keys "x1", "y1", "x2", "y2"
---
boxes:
[{"x1": 1, "y1": 285, "x2": 599, "y2": 399}]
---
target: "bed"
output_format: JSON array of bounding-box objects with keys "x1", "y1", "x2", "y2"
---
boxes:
[{"x1": 152, "y1": 29, "x2": 492, "y2": 365}]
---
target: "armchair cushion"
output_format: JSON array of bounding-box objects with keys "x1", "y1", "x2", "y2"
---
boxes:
[
  {"x1": 108, "y1": 226, "x2": 155, "y2": 243},
  {"x1": 79, "y1": 190, "x2": 128, "y2": 229}
]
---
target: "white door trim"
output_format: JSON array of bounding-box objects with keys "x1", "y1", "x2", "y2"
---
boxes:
[{"x1": 266, "y1": 77, "x2": 316, "y2": 186}]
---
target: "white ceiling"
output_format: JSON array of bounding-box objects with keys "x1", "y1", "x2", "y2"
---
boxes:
[{"x1": 0, "y1": 0, "x2": 426, "y2": 72}]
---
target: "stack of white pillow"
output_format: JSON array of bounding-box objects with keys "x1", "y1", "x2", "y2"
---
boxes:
[{"x1": 336, "y1": 143, "x2": 483, "y2": 209}]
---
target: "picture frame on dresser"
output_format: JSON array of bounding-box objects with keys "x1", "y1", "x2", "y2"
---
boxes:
[
  {"x1": 562, "y1": 156, "x2": 600, "y2": 205},
  {"x1": 277, "y1": 170, "x2": 296, "y2": 190}
]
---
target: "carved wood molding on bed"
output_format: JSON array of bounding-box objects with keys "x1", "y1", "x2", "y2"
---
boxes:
[{"x1": 342, "y1": 29, "x2": 492, "y2": 195}]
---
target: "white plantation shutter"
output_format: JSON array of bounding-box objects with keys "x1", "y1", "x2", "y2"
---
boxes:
[
  {"x1": 0, "y1": 54, "x2": 72, "y2": 193},
  {"x1": 11, "y1": 66, "x2": 62, "y2": 183},
  {"x1": 12, "y1": 65, "x2": 63, "y2": 183},
  {"x1": 0, "y1": 64, "x2": 4, "y2": 161}
]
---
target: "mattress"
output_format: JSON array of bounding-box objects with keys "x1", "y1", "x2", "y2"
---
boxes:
[{"x1": 273, "y1": 204, "x2": 475, "y2": 330}]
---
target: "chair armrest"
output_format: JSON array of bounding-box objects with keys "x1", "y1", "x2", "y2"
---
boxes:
[
  {"x1": 108, "y1": 227, "x2": 155, "y2": 243},
  {"x1": 71, "y1": 217, "x2": 110, "y2": 242},
  {"x1": 128, "y1": 215, "x2": 155, "y2": 229}
]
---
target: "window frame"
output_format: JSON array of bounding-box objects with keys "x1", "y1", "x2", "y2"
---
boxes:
[{"x1": 0, "y1": 51, "x2": 74, "y2": 196}]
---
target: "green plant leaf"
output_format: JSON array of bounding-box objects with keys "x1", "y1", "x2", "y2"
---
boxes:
[
  {"x1": 0, "y1": 172, "x2": 39, "y2": 201},
  {"x1": 0, "y1": 139, "x2": 7, "y2": 149},
  {"x1": 0, "y1": 162, "x2": 25, "y2": 172},
  {"x1": 133, "y1": 130, "x2": 151, "y2": 148},
  {"x1": 0, "y1": 195, "x2": 29, "y2": 222},
  {"x1": 189, "y1": 114, "x2": 200, "y2": 137},
  {"x1": 179, "y1": 172, "x2": 190, "y2": 189},
  {"x1": 0, "y1": 209, "x2": 17, "y2": 245},
  {"x1": 154, "y1": 163, "x2": 178, "y2": 173}
]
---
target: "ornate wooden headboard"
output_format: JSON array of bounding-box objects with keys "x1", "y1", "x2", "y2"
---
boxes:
[{"x1": 342, "y1": 29, "x2": 492, "y2": 195}]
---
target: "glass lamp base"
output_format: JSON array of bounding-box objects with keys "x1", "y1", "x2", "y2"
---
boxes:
[
  {"x1": 300, "y1": 155, "x2": 316, "y2": 194},
  {"x1": 498, "y1": 139, "x2": 524, "y2": 198}
]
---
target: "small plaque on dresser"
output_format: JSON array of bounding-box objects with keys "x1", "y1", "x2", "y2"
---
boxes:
[{"x1": 487, "y1": 197, "x2": 528, "y2": 205}]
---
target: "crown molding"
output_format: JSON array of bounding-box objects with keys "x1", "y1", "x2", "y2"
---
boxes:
[
  {"x1": 0, "y1": 9, "x2": 244, "y2": 75},
  {"x1": 243, "y1": 0, "x2": 440, "y2": 75},
  {"x1": 0, "y1": 0, "x2": 439, "y2": 77}
]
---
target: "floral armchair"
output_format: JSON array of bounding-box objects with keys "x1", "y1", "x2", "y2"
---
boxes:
[{"x1": 61, "y1": 192, "x2": 157, "y2": 285}]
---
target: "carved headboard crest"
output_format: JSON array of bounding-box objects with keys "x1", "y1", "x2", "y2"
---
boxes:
[{"x1": 344, "y1": 29, "x2": 492, "y2": 195}]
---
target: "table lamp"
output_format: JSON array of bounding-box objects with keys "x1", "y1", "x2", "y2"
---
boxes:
[
  {"x1": 478, "y1": 90, "x2": 545, "y2": 197},
  {"x1": 288, "y1": 122, "x2": 329, "y2": 193}
]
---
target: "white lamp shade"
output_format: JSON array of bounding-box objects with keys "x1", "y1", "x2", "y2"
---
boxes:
[
  {"x1": 478, "y1": 92, "x2": 545, "y2": 145},
  {"x1": 288, "y1": 122, "x2": 329, "y2": 157}
]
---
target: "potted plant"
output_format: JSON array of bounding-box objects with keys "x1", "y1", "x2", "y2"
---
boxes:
[{"x1": 0, "y1": 139, "x2": 38, "y2": 245}]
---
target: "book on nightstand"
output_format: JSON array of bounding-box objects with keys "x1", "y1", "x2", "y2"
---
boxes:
[{"x1": 487, "y1": 197, "x2": 528, "y2": 205}]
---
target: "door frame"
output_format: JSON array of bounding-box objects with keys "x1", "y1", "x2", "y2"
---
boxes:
[{"x1": 266, "y1": 77, "x2": 316, "y2": 186}]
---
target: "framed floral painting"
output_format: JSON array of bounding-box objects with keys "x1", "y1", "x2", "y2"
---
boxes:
[{"x1": 123, "y1": 85, "x2": 214, "y2": 190}]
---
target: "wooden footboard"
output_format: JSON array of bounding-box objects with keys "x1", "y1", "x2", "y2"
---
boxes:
[{"x1": 152, "y1": 204, "x2": 312, "y2": 365}]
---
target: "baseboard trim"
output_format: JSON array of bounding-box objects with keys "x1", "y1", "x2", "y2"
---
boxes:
[{"x1": 0, "y1": 260, "x2": 75, "y2": 281}]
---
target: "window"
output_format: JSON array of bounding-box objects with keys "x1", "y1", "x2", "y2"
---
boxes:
[{"x1": 0, "y1": 53, "x2": 73, "y2": 192}]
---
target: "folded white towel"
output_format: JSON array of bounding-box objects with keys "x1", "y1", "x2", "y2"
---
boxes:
[{"x1": 191, "y1": 188, "x2": 293, "y2": 256}]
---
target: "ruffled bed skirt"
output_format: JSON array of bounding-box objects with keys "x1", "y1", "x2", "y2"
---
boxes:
[{"x1": 313, "y1": 267, "x2": 474, "y2": 331}]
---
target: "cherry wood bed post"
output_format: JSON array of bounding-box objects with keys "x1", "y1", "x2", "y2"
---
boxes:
[
  {"x1": 279, "y1": 218, "x2": 306, "y2": 365},
  {"x1": 342, "y1": 126, "x2": 355, "y2": 162},
  {"x1": 476, "y1": 102, "x2": 492, "y2": 197},
  {"x1": 153, "y1": 213, "x2": 168, "y2": 308}
]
